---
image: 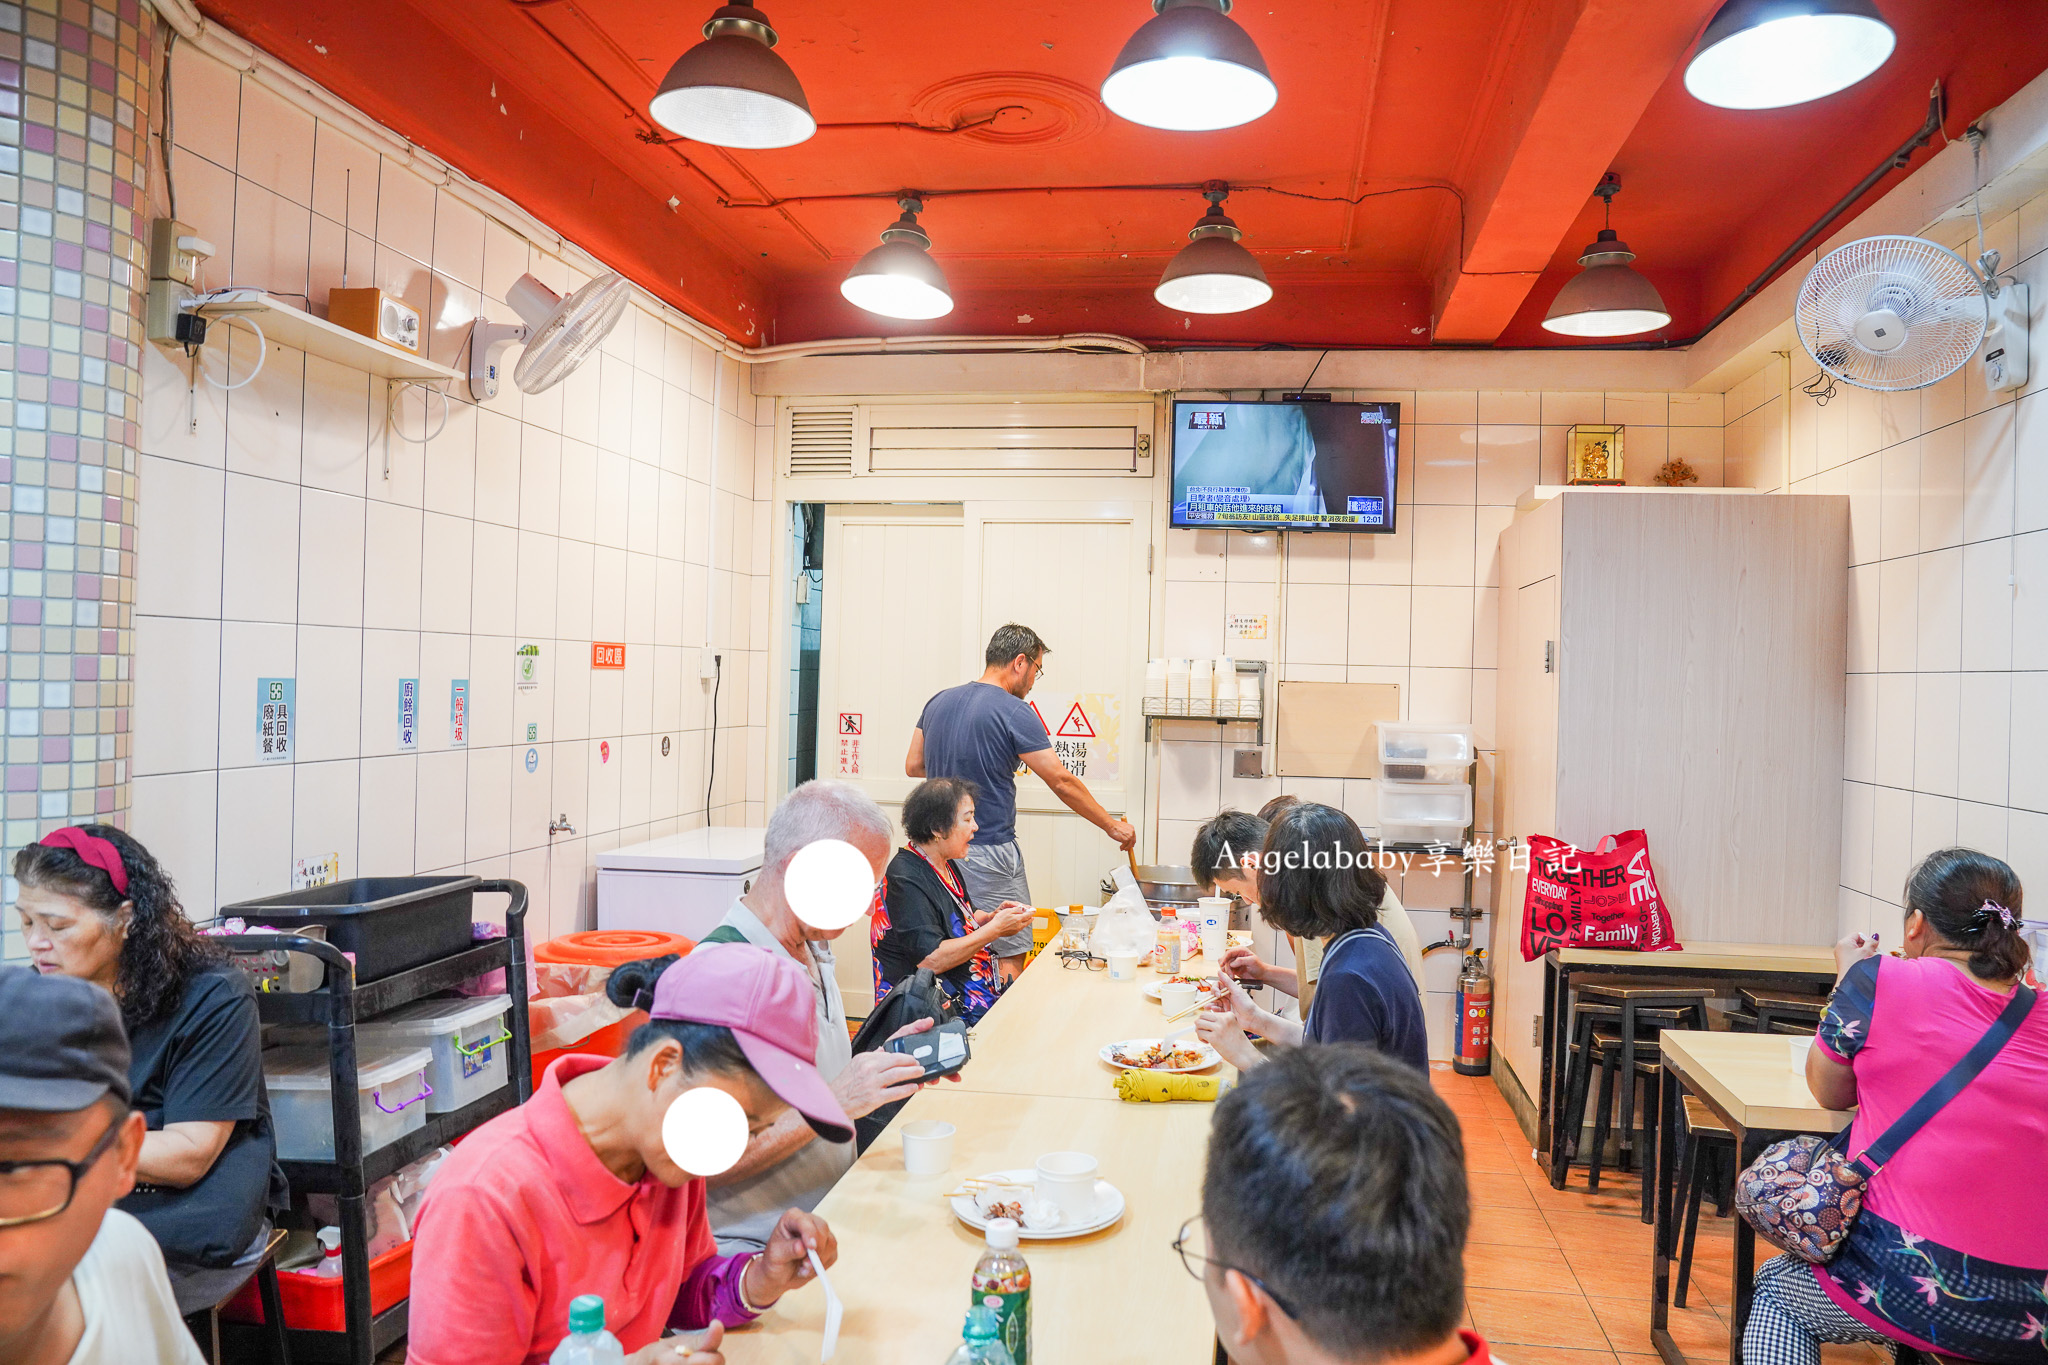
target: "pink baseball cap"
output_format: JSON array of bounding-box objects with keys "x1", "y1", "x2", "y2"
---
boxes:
[{"x1": 650, "y1": 943, "x2": 853, "y2": 1144}]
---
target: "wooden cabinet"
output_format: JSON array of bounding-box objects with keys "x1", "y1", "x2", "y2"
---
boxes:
[{"x1": 1491, "y1": 489, "x2": 1850, "y2": 1095}]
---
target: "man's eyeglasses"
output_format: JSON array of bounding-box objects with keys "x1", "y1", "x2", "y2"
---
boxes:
[
  {"x1": 1056, "y1": 948, "x2": 1106, "y2": 971},
  {"x1": 0, "y1": 1110, "x2": 125, "y2": 1227},
  {"x1": 1172, "y1": 1215, "x2": 1298, "y2": 1321}
]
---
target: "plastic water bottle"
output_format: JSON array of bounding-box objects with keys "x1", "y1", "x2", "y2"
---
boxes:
[
  {"x1": 943, "y1": 1305, "x2": 1016, "y2": 1365},
  {"x1": 311, "y1": 1227, "x2": 343, "y2": 1277},
  {"x1": 970, "y1": 1219, "x2": 1030, "y2": 1365},
  {"x1": 549, "y1": 1295, "x2": 624, "y2": 1365}
]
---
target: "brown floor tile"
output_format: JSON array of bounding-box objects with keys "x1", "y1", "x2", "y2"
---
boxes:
[
  {"x1": 1466, "y1": 1141, "x2": 1539, "y2": 1175},
  {"x1": 1469, "y1": 1172, "x2": 1541, "y2": 1209},
  {"x1": 1528, "y1": 1176, "x2": 1649, "y2": 1219},
  {"x1": 1590, "y1": 1296, "x2": 1727, "y2": 1358},
  {"x1": 1617, "y1": 1354, "x2": 1724, "y2": 1365},
  {"x1": 1544, "y1": 1211, "x2": 1656, "y2": 1255},
  {"x1": 1469, "y1": 1205, "x2": 1562, "y2": 1248},
  {"x1": 1466, "y1": 1287, "x2": 1613, "y2": 1350},
  {"x1": 1493, "y1": 1350, "x2": 1620, "y2": 1365},
  {"x1": 1818, "y1": 1345, "x2": 1892, "y2": 1365},
  {"x1": 1465, "y1": 1241, "x2": 1577, "y2": 1291}
]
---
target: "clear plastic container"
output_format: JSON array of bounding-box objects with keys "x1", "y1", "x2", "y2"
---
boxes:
[
  {"x1": 264, "y1": 1044, "x2": 435, "y2": 1161},
  {"x1": 357, "y1": 994, "x2": 512, "y2": 1114},
  {"x1": 1376, "y1": 723, "x2": 1476, "y2": 782},
  {"x1": 1375, "y1": 779, "x2": 1474, "y2": 845}
]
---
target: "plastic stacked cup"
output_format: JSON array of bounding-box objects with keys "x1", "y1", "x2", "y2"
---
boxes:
[
  {"x1": 901, "y1": 1119, "x2": 956, "y2": 1176},
  {"x1": 1196, "y1": 895, "x2": 1230, "y2": 960}
]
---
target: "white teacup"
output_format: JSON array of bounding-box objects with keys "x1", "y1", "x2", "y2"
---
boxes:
[
  {"x1": 1160, "y1": 981, "x2": 1198, "y2": 1017},
  {"x1": 901, "y1": 1119, "x2": 955, "y2": 1176},
  {"x1": 1106, "y1": 953, "x2": 1140, "y2": 981},
  {"x1": 1034, "y1": 1150, "x2": 1100, "y2": 1221}
]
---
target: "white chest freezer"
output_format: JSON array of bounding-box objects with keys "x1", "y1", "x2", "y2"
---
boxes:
[{"x1": 595, "y1": 827, "x2": 766, "y2": 941}]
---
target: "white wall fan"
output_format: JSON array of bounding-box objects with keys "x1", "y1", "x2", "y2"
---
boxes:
[
  {"x1": 1796, "y1": 234, "x2": 2028, "y2": 395},
  {"x1": 468, "y1": 271, "x2": 633, "y2": 400}
]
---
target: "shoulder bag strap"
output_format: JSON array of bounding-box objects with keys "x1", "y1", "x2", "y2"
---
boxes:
[{"x1": 1854, "y1": 983, "x2": 2035, "y2": 1177}]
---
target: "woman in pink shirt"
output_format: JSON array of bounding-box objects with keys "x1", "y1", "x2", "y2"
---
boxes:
[
  {"x1": 407, "y1": 944, "x2": 852, "y2": 1365},
  {"x1": 1744, "y1": 848, "x2": 2045, "y2": 1365}
]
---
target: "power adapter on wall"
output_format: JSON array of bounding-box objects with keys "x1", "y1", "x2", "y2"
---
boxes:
[{"x1": 699, "y1": 648, "x2": 721, "y2": 681}]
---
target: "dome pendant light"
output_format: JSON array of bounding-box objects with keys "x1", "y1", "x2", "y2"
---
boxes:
[
  {"x1": 1684, "y1": 0, "x2": 1895, "y2": 110},
  {"x1": 1542, "y1": 176, "x2": 1672, "y2": 338},
  {"x1": 648, "y1": 2, "x2": 816, "y2": 149},
  {"x1": 841, "y1": 197, "x2": 954, "y2": 321},
  {"x1": 1155, "y1": 184, "x2": 1272, "y2": 315},
  {"x1": 1101, "y1": 0, "x2": 1278, "y2": 132}
]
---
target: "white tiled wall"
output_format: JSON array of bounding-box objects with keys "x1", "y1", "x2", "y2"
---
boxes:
[
  {"x1": 1724, "y1": 195, "x2": 2048, "y2": 934},
  {"x1": 127, "y1": 44, "x2": 773, "y2": 944},
  {"x1": 1152, "y1": 387, "x2": 1725, "y2": 1053}
]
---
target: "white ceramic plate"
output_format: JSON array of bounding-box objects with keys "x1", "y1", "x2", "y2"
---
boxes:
[
  {"x1": 1098, "y1": 1038, "x2": 1221, "y2": 1073},
  {"x1": 950, "y1": 1169, "x2": 1126, "y2": 1241}
]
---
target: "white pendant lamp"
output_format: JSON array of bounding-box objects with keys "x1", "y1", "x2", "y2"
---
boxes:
[
  {"x1": 1684, "y1": 0, "x2": 1895, "y2": 110},
  {"x1": 841, "y1": 198, "x2": 954, "y2": 321},
  {"x1": 1155, "y1": 185, "x2": 1272, "y2": 314},
  {"x1": 648, "y1": 2, "x2": 816, "y2": 148},
  {"x1": 1541, "y1": 178, "x2": 1671, "y2": 338},
  {"x1": 1101, "y1": 0, "x2": 1278, "y2": 132}
]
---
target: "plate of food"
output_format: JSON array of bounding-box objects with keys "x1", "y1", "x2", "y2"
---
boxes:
[
  {"x1": 1142, "y1": 974, "x2": 1219, "y2": 1002},
  {"x1": 1098, "y1": 1038, "x2": 1221, "y2": 1073},
  {"x1": 949, "y1": 1170, "x2": 1126, "y2": 1240}
]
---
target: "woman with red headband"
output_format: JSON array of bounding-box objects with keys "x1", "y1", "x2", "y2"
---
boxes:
[{"x1": 14, "y1": 825, "x2": 286, "y2": 1310}]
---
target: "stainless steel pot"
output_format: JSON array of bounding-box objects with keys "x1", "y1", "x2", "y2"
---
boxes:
[{"x1": 1100, "y1": 863, "x2": 1206, "y2": 912}]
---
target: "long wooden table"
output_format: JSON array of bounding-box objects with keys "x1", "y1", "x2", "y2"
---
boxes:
[
  {"x1": 1539, "y1": 943, "x2": 1838, "y2": 1173},
  {"x1": 723, "y1": 941, "x2": 1233, "y2": 1364},
  {"x1": 1650, "y1": 1031, "x2": 1853, "y2": 1365}
]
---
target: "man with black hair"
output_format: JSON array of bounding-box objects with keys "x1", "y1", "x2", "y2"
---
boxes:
[
  {"x1": 907, "y1": 623, "x2": 1136, "y2": 983},
  {"x1": 0, "y1": 965, "x2": 203, "y2": 1365},
  {"x1": 1185, "y1": 1044, "x2": 1494, "y2": 1365}
]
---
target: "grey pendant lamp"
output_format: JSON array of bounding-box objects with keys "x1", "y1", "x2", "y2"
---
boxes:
[
  {"x1": 648, "y1": 2, "x2": 816, "y2": 149},
  {"x1": 1542, "y1": 176, "x2": 1671, "y2": 338}
]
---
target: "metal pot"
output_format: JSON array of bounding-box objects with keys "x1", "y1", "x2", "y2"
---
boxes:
[{"x1": 1100, "y1": 863, "x2": 1206, "y2": 912}]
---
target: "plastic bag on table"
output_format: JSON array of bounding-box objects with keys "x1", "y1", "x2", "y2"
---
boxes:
[{"x1": 1089, "y1": 881, "x2": 1155, "y2": 959}]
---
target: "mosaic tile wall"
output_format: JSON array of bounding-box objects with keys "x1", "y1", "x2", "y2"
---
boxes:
[{"x1": 0, "y1": 0, "x2": 148, "y2": 957}]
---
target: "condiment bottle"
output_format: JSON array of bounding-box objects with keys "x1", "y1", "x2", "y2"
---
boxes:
[
  {"x1": 970, "y1": 1218, "x2": 1030, "y2": 1365},
  {"x1": 945, "y1": 1305, "x2": 1017, "y2": 1365}
]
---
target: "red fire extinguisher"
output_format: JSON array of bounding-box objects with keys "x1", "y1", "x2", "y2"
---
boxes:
[{"x1": 1454, "y1": 949, "x2": 1492, "y2": 1076}]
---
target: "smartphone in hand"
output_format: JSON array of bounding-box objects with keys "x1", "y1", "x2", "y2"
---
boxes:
[{"x1": 884, "y1": 1018, "x2": 971, "y2": 1079}]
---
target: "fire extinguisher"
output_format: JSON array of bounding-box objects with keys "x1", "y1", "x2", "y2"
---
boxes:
[{"x1": 1454, "y1": 949, "x2": 1492, "y2": 1076}]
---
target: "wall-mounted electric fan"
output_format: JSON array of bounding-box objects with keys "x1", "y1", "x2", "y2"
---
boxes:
[
  {"x1": 468, "y1": 271, "x2": 632, "y2": 400},
  {"x1": 1796, "y1": 234, "x2": 2028, "y2": 394}
]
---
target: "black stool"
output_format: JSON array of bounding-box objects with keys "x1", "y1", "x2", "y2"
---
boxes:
[
  {"x1": 1740, "y1": 988, "x2": 1828, "y2": 1035},
  {"x1": 1673, "y1": 1095, "x2": 1734, "y2": 1308},
  {"x1": 176, "y1": 1224, "x2": 292, "y2": 1365},
  {"x1": 1550, "y1": 984, "x2": 1709, "y2": 1193}
]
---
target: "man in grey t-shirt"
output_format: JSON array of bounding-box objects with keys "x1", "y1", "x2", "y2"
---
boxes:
[{"x1": 906, "y1": 624, "x2": 1136, "y2": 982}]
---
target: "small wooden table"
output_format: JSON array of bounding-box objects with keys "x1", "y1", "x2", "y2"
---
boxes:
[
  {"x1": 1650, "y1": 1031, "x2": 1853, "y2": 1365},
  {"x1": 1539, "y1": 943, "x2": 1838, "y2": 1167},
  {"x1": 723, "y1": 937, "x2": 1233, "y2": 1364}
]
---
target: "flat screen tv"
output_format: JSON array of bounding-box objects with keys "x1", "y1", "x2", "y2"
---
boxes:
[{"x1": 1169, "y1": 399, "x2": 1400, "y2": 532}]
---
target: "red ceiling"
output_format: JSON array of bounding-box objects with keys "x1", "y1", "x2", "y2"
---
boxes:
[{"x1": 196, "y1": 0, "x2": 2048, "y2": 349}]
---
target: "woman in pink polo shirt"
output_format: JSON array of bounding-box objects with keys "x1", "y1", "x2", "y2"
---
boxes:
[{"x1": 407, "y1": 944, "x2": 852, "y2": 1365}]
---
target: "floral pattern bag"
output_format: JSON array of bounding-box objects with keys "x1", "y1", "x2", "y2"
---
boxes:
[{"x1": 1735, "y1": 984, "x2": 2034, "y2": 1263}]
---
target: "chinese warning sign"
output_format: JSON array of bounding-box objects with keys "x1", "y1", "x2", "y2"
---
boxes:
[
  {"x1": 1026, "y1": 692, "x2": 1121, "y2": 782},
  {"x1": 836, "y1": 732, "x2": 862, "y2": 777},
  {"x1": 838, "y1": 713, "x2": 862, "y2": 735},
  {"x1": 257, "y1": 678, "x2": 294, "y2": 764}
]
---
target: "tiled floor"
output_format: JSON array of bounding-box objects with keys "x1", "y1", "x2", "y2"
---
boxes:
[{"x1": 371, "y1": 1066, "x2": 1884, "y2": 1364}]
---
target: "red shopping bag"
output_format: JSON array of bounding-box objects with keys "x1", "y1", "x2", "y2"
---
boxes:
[{"x1": 1518, "y1": 830, "x2": 1682, "y2": 961}]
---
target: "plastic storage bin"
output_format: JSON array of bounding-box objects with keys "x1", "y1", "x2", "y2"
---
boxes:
[
  {"x1": 1376, "y1": 723, "x2": 1476, "y2": 782},
  {"x1": 358, "y1": 995, "x2": 512, "y2": 1115},
  {"x1": 265, "y1": 1044, "x2": 435, "y2": 1162},
  {"x1": 1375, "y1": 780, "x2": 1474, "y2": 846},
  {"x1": 221, "y1": 876, "x2": 481, "y2": 983},
  {"x1": 222, "y1": 1238, "x2": 413, "y2": 1329}
]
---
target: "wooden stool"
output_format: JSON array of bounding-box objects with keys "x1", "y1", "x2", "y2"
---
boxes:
[
  {"x1": 1740, "y1": 987, "x2": 1827, "y2": 1035},
  {"x1": 1674, "y1": 1095, "x2": 1733, "y2": 1308}
]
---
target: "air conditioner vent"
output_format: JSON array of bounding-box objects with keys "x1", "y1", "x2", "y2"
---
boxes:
[{"x1": 787, "y1": 408, "x2": 856, "y2": 477}]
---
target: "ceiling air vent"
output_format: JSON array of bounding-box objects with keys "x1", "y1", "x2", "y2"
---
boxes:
[{"x1": 787, "y1": 408, "x2": 856, "y2": 478}]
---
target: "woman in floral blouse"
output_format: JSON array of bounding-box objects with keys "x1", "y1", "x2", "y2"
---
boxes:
[{"x1": 871, "y1": 778, "x2": 1035, "y2": 1025}]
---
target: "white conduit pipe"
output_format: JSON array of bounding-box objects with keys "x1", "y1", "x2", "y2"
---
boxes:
[{"x1": 142, "y1": 0, "x2": 1150, "y2": 367}]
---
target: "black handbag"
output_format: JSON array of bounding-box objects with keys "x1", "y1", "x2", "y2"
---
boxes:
[{"x1": 848, "y1": 968, "x2": 958, "y2": 1152}]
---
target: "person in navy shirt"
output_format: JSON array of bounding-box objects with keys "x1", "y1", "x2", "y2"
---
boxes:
[
  {"x1": 1197, "y1": 802, "x2": 1428, "y2": 1073},
  {"x1": 906, "y1": 623, "x2": 1135, "y2": 984}
]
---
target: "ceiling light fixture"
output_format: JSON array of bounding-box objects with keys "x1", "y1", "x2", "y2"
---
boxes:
[
  {"x1": 1684, "y1": 0, "x2": 1895, "y2": 110},
  {"x1": 1101, "y1": 0, "x2": 1277, "y2": 132},
  {"x1": 648, "y1": 2, "x2": 816, "y2": 148},
  {"x1": 1155, "y1": 184, "x2": 1272, "y2": 314},
  {"x1": 1542, "y1": 176, "x2": 1672, "y2": 338},
  {"x1": 841, "y1": 197, "x2": 954, "y2": 320}
]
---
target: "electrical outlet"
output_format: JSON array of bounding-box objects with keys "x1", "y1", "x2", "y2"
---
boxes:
[
  {"x1": 146, "y1": 218, "x2": 215, "y2": 345},
  {"x1": 1233, "y1": 749, "x2": 1265, "y2": 779}
]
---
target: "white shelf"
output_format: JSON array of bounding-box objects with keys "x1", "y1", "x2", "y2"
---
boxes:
[{"x1": 195, "y1": 290, "x2": 461, "y2": 383}]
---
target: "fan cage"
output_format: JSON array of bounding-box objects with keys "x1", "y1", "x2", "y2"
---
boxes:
[
  {"x1": 514, "y1": 272, "x2": 633, "y2": 394},
  {"x1": 1795, "y1": 235, "x2": 1986, "y2": 393}
]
